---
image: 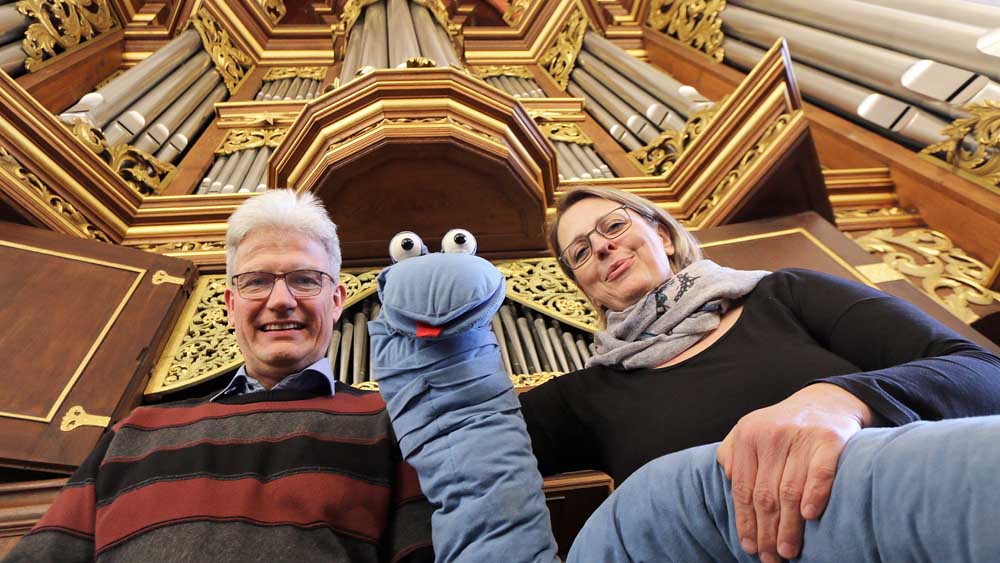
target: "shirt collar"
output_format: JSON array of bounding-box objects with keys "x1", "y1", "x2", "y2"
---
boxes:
[{"x1": 211, "y1": 357, "x2": 337, "y2": 401}]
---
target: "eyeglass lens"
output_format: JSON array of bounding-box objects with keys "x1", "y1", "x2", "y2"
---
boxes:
[
  {"x1": 561, "y1": 206, "x2": 632, "y2": 269},
  {"x1": 234, "y1": 270, "x2": 327, "y2": 298}
]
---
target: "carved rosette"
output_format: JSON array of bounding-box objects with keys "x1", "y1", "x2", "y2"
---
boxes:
[
  {"x1": 262, "y1": 67, "x2": 325, "y2": 81},
  {"x1": 16, "y1": 0, "x2": 119, "y2": 71},
  {"x1": 854, "y1": 228, "x2": 1000, "y2": 323},
  {"x1": 495, "y1": 258, "x2": 598, "y2": 332},
  {"x1": 259, "y1": 0, "x2": 286, "y2": 25},
  {"x1": 216, "y1": 128, "x2": 288, "y2": 155},
  {"x1": 539, "y1": 7, "x2": 588, "y2": 91},
  {"x1": 503, "y1": 0, "x2": 532, "y2": 26},
  {"x1": 647, "y1": 0, "x2": 726, "y2": 63},
  {"x1": 920, "y1": 100, "x2": 1000, "y2": 190},
  {"x1": 473, "y1": 65, "x2": 534, "y2": 79},
  {"x1": 68, "y1": 120, "x2": 175, "y2": 196},
  {"x1": 0, "y1": 145, "x2": 110, "y2": 241},
  {"x1": 687, "y1": 112, "x2": 791, "y2": 225},
  {"x1": 190, "y1": 8, "x2": 253, "y2": 94},
  {"x1": 629, "y1": 101, "x2": 720, "y2": 176},
  {"x1": 540, "y1": 122, "x2": 593, "y2": 146}
]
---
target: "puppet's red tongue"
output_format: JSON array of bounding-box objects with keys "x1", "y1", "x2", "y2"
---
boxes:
[{"x1": 416, "y1": 321, "x2": 442, "y2": 338}]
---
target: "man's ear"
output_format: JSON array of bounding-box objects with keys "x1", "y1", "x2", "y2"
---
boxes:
[
  {"x1": 658, "y1": 225, "x2": 675, "y2": 256},
  {"x1": 224, "y1": 288, "x2": 236, "y2": 327},
  {"x1": 330, "y1": 281, "x2": 347, "y2": 323}
]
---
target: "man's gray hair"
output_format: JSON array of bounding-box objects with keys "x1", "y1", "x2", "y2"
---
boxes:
[{"x1": 225, "y1": 190, "x2": 342, "y2": 280}]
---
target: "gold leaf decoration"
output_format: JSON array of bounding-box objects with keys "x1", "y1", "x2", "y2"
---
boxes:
[
  {"x1": 629, "y1": 100, "x2": 720, "y2": 176},
  {"x1": 190, "y1": 8, "x2": 253, "y2": 94},
  {"x1": 405, "y1": 56, "x2": 437, "y2": 68},
  {"x1": 920, "y1": 100, "x2": 1000, "y2": 190},
  {"x1": 0, "y1": 145, "x2": 110, "y2": 241},
  {"x1": 687, "y1": 112, "x2": 791, "y2": 224},
  {"x1": 539, "y1": 7, "x2": 588, "y2": 91},
  {"x1": 833, "y1": 207, "x2": 920, "y2": 220},
  {"x1": 133, "y1": 240, "x2": 226, "y2": 254},
  {"x1": 16, "y1": 0, "x2": 119, "y2": 71},
  {"x1": 647, "y1": 0, "x2": 725, "y2": 63},
  {"x1": 853, "y1": 228, "x2": 1000, "y2": 323},
  {"x1": 495, "y1": 258, "x2": 598, "y2": 332},
  {"x1": 259, "y1": 0, "x2": 285, "y2": 25},
  {"x1": 540, "y1": 122, "x2": 593, "y2": 146},
  {"x1": 262, "y1": 66, "x2": 325, "y2": 81},
  {"x1": 503, "y1": 0, "x2": 532, "y2": 26},
  {"x1": 68, "y1": 120, "x2": 175, "y2": 196},
  {"x1": 473, "y1": 65, "x2": 534, "y2": 79},
  {"x1": 216, "y1": 128, "x2": 288, "y2": 155}
]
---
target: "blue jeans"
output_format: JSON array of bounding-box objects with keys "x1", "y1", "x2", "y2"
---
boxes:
[{"x1": 568, "y1": 416, "x2": 1000, "y2": 562}]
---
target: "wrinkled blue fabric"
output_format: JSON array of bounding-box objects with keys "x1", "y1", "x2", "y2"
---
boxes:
[{"x1": 370, "y1": 252, "x2": 559, "y2": 563}]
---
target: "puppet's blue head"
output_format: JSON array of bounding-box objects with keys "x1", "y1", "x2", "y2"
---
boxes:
[{"x1": 376, "y1": 229, "x2": 504, "y2": 340}]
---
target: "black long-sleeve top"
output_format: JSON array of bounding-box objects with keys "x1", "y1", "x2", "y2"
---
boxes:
[{"x1": 519, "y1": 269, "x2": 1000, "y2": 484}]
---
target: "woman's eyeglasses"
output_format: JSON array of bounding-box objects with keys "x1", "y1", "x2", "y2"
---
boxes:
[{"x1": 559, "y1": 205, "x2": 649, "y2": 270}]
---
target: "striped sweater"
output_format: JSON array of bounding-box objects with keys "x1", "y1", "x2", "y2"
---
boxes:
[{"x1": 6, "y1": 386, "x2": 434, "y2": 562}]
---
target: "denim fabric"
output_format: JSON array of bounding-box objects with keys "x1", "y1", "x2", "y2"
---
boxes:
[{"x1": 568, "y1": 416, "x2": 1000, "y2": 562}]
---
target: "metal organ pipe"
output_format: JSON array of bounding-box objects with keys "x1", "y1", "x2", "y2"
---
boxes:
[
  {"x1": 360, "y1": 1, "x2": 388, "y2": 70},
  {"x1": 156, "y1": 83, "x2": 226, "y2": 163},
  {"x1": 855, "y1": 0, "x2": 1000, "y2": 29},
  {"x1": 339, "y1": 12, "x2": 366, "y2": 82},
  {"x1": 0, "y1": 41, "x2": 24, "y2": 75},
  {"x1": 567, "y1": 82, "x2": 644, "y2": 151},
  {"x1": 0, "y1": 3, "x2": 30, "y2": 45},
  {"x1": 571, "y1": 67, "x2": 660, "y2": 144},
  {"x1": 577, "y1": 51, "x2": 684, "y2": 130},
  {"x1": 132, "y1": 68, "x2": 221, "y2": 154},
  {"x1": 387, "y1": 0, "x2": 421, "y2": 68}
]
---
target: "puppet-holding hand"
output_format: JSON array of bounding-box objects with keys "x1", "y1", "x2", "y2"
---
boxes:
[{"x1": 716, "y1": 383, "x2": 874, "y2": 563}]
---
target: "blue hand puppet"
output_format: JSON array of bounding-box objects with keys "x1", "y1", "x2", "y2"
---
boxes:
[{"x1": 369, "y1": 230, "x2": 558, "y2": 563}]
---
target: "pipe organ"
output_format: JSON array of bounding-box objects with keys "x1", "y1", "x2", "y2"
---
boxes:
[{"x1": 1, "y1": 0, "x2": 999, "y2": 557}]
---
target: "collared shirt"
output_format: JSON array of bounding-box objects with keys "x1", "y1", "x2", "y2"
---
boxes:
[{"x1": 210, "y1": 357, "x2": 337, "y2": 401}]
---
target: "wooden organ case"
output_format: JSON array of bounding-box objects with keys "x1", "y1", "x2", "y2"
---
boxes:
[{"x1": 1, "y1": 0, "x2": 998, "y2": 557}]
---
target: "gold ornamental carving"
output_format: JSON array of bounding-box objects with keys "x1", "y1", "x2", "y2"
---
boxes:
[
  {"x1": 16, "y1": 0, "x2": 119, "y2": 72},
  {"x1": 540, "y1": 122, "x2": 593, "y2": 146},
  {"x1": 687, "y1": 112, "x2": 791, "y2": 225},
  {"x1": 854, "y1": 228, "x2": 1000, "y2": 323},
  {"x1": 259, "y1": 0, "x2": 286, "y2": 25},
  {"x1": 68, "y1": 120, "x2": 175, "y2": 196},
  {"x1": 473, "y1": 65, "x2": 534, "y2": 79},
  {"x1": 262, "y1": 66, "x2": 325, "y2": 81},
  {"x1": 920, "y1": 100, "x2": 1000, "y2": 191},
  {"x1": 539, "y1": 7, "x2": 588, "y2": 91},
  {"x1": 495, "y1": 258, "x2": 598, "y2": 332},
  {"x1": 511, "y1": 371, "x2": 563, "y2": 388},
  {"x1": 60, "y1": 405, "x2": 110, "y2": 431},
  {"x1": 406, "y1": 56, "x2": 437, "y2": 68},
  {"x1": 647, "y1": 0, "x2": 725, "y2": 63},
  {"x1": 0, "y1": 145, "x2": 110, "y2": 242},
  {"x1": 134, "y1": 240, "x2": 226, "y2": 254},
  {"x1": 629, "y1": 101, "x2": 720, "y2": 176},
  {"x1": 216, "y1": 128, "x2": 288, "y2": 155},
  {"x1": 190, "y1": 8, "x2": 253, "y2": 94},
  {"x1": 503, "y1": 0, "x2": 532, "y2": 26}
]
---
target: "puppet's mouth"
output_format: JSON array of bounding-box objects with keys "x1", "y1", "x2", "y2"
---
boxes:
[{"x1": 416, "y1": 322, "x2": 442, "y2": 338}]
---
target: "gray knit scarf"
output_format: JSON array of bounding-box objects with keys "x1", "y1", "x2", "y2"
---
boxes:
[{"x1": 588, "y1": 260, "x2": 770, "y2": 370}]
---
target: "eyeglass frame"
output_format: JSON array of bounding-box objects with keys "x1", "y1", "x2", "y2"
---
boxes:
[
  {"x1": 557, "y1": 204, "x2": 657, "y2": 270},
  {"x1": 230, "y1": 269, "x2": 337, "y2": 300}
]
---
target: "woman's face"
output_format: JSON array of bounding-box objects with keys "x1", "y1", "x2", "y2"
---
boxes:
[{"x1": 557, "y1": 198, "x2": 675, "y2": 312}]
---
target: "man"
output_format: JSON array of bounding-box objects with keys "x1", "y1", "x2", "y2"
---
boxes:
[{"x1": 7, "y1": 190, "x2": 434, "y2": 562}]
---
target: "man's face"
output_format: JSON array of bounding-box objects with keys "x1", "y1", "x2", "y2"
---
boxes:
[{"x1": 224, "y1": 228, "x2": 344, "y2": 385}]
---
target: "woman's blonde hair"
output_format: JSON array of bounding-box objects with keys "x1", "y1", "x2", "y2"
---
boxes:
[{"x1": 546, "y1": 186, "x2": 702, "y2": 320}]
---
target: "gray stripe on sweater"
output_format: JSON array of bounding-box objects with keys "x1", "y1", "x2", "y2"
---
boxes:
[
  {"x1": 6, "y1": 529, "x2": 93, "y2": 562},
  {"x1": 107, "y1": 410, "x2": 390, "y2": 460}
]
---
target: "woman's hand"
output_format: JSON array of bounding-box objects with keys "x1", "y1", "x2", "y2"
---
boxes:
[{"x1": 716, "y1": 383, "x2": 874, "y2": 563}]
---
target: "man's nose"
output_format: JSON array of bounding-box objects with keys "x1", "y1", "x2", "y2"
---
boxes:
[{"x1": 266, "y1": 278, "x2": 297, "y2": 309}]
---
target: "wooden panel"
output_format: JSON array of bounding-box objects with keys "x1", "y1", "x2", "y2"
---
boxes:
[
  {"x1": 542, "y1": 470, "x2": 613, "y2": 558},
  {"x1": 0, "y1": 221, "x2": 195, "y2": 473}
]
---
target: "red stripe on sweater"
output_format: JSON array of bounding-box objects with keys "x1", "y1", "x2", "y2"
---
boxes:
[
  {"x1": 115, "y1": 394, "x2": 386, "y2": 431},
  {"x1": 395, "y1": 461, "x2": 425, "y2": 504},
  {"x1": 34, "y1": 483, "x2": 95, "y2": 537},
  {"x1": 95, "y1": 473, "x2": 390, "y2": 551}
]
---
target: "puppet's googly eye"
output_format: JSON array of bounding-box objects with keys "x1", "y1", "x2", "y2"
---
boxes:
[
  {"x1": 389, "y1": 231, "x2": 427, "y2": 263},
  {"x1": 441, "y1": 229, "x2": 477, "y2": 256}
]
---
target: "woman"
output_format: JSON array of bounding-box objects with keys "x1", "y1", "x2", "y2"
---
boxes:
[{"x1": 518, "y1": 186, "x2": 1000, "y2": 562}]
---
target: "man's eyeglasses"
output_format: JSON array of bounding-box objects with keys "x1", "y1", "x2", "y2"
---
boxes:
[
  {"x1": 558, "y1": 205, "x2": 651, "y2": 270},
  {"x1": 231, "y1": 269, "x2": 334, "y2": 300}
]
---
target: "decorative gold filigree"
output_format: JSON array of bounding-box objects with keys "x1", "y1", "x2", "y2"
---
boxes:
[
  {"x1": 540, "y1": 122, "x2": 593, "y2": 146},
  {"x1": 262, "y1": 66, "x2": 325, "y2": 81},
  {"x1": 16, "y1": 0, "x2": 119, "y2": 71},
  {"x1": 854, "y1": 228, "x2": 1000, "y2": 323},
  {"x1": 473, "y1": 65, "x2": 534, "y2": 79},
  {"x1": 341, "y1": 269, "x2": 381, "y2": 309},
  {"x1": 511, "y1": 371, "x2": 563, "y2": 388},
  {"x1": 133, "y1": 240, "x2": 226, "y2": 254},
  {"x1": 68, "y1": 120, "x2": 175, "y2": 196},
  {"x1": 647, "y1": 0, "x2": 725, "y2": 63},
  {"x1": 0, "y1": 145, "x2": 110, "y2": 241},
  {"x1": 539, "y1": 7, "x2": 588, "y2": 90},
  {"x1": 495, "y1": 258, "x2": 598, "y2": 332},
  {"x1": 259, "y1": 0, "x2": 285, "y2": 25},
  {"x1": 920, "y1": 100, "x2": 1000, "y2": 190},
  {"x1": 833, "y1": 207, "x2": 919, "y2": 220},
  {"x1": 629, "y1": 100, "x2": 720, "y2": 176},
  {"x1": 406, "y1": 56, "x2": 436, "y2": 68},
  {"x1": 503, "y1": 0, "x2": 532, "y2": 26},
  {"x1": 189, "y1": 8, "x2": 253, "y2": 94},
  {"x1": 687, "y1": 112, "x2": 791, "y2": 224},
  {"x1": 216, "y1": 128, "x2": 288, "y2": 155}
]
